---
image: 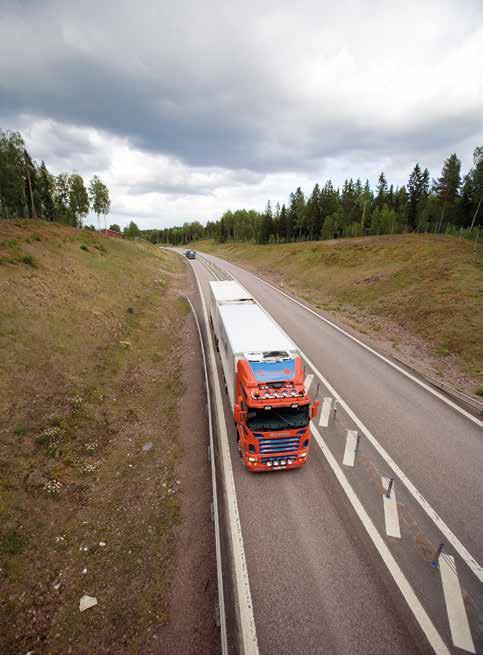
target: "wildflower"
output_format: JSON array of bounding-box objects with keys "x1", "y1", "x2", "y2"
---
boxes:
[{"x1": 44, "y1": 479, "x2": 62, "y2": 496}]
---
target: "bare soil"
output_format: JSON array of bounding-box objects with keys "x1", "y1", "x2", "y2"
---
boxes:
[{"x1": 0, "y1": 220, "x2": 219, "y2": 654}]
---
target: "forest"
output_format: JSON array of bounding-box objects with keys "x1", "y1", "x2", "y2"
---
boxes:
[
  {"x1": 144, "y1": 148, "x2": 483, "y2": 246},
  {"x1": 0, "y1": 129, "x2": 110, "y2": 228}
]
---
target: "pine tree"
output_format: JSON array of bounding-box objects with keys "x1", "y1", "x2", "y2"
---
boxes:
[
  {"x1": 38, "y1": 161, "x2": 55, "y2": 220},
  {"x1": 259, "y1": 200, "x2": 273, "y2": 244},
  {"x1": 407, "y1": 164, "x2": 426, "y2": 228},
  {"x1": 434, "y1": 153, "x2": 461, "y2": 204},
  {"x1": 376, "y1": 172, "x2": 388, "y2": 208}
]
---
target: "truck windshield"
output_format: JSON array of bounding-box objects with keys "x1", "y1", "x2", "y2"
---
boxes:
[{"x1": 247, "y1": 404, "x2": 310, "y2": 431}]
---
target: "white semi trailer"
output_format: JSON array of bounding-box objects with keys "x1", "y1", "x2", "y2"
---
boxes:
[{"x1": 209, "y1": 280, "x2": 318, "y2": 472}]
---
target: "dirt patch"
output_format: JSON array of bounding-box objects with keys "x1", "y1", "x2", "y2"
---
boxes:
[
  {"x1": 152, "y1": 309, "x2": 220, "y2": 654},
  {"x1": 0, "y1": 220, "x2": 218, "y2": 653}
]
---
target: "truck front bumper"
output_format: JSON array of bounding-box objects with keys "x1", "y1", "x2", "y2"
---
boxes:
[{"x1": 244, "y1": 452, "x2": 308, "y2": 472}]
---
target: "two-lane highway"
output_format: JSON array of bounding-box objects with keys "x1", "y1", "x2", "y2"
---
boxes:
[
  {"x1": 188, "y1": 254, "x2": 447, "y2": 654},
  {"x1": 177, "y1": 245, "x2": 482, "y2": 654}
]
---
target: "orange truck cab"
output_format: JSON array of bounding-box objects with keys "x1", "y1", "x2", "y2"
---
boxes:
[{"x1": 209, "y1": 280, "x2": 318, "y2": 472}]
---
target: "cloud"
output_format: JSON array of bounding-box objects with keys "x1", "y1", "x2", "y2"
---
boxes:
[{"x1": 1, "y1": 0, "x2": 482, "y2": 227}]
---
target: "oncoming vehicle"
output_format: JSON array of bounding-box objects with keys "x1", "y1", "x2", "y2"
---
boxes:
[
  {"x1": 210, "y1": 280, "x2": 318, "y2": 472},
  {"x1": 185, "y1": 249, "x2": 196, "y2": 259}
]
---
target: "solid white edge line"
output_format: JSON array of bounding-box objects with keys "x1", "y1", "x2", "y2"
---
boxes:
[
  {"x1": 319, "y1": 397, "x2": 332, "y2": 427},
  {"x1": 382, "y1": 477, "x2": 401, "y2": 540},
  {"x1": 310, "y1": 422, "x2": 450, "y2": 655},
  {"x1": 208, "y1": 255, "x2": 483, "y2": 582},
  {"x1": 186, "y1": 296, "x2": 228, "y2": 654},
  {"x1": 439, "y1": 555, "x2": 475, "y2": 653},
  {"x1": 190, "y1": 260, "x2": 259, "y2": 655},
  {"x1": 209, "y1": 254, "x2": 482, "y2": 429}
]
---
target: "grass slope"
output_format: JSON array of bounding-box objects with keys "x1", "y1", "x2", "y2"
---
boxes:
[
  {"x1": 0, "y1": 220, "x2": 191, "y2": 653},
  {"x1": 195, "y1": 234, "x2": 482, "y2": 395}
]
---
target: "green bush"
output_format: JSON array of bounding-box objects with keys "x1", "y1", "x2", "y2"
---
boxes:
[
  {"x1": 14, "y1": 423, "x2": 26, "y2": 436},
  {"x1": 80, "y1": 244, "x2": 89, "y2": 252},
  {"x1": 21, "y1": 254, "x2": 37, "y2": 267}
]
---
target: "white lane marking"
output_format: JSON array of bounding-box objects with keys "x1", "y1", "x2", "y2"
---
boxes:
[
  {"x1": 310, "y1": 422, "x2": 450, "y2": 655},
  {"x1": 210, "y1": 255, "x2": 483, "y2": 582},
  {"x1": 382, "y1": 477, "x2": 401, "y2": 539},
  {"x1": 304, "y1": 373, "x2": 314, "y2": 393},
  {"x1": 301, "y1": 350, "x2": 483, "y2": 583},
  {"x1": 439, "y1": 554, "x2": 475, "y2": 653},
  {"x1": 210, "y1": 255, "x2": 482, "y2": 428},
  {"x1": 319, "y1": 396, "x2": 332, "y2": 427},
  {"x1": 191, "y1": 262, "x2": 259, "y2": 654},
  {"x1": 186, "y1": 296, "x2": 228, "y2": 654},
  {"x1": 343, "y1": 430, "x2": 358, "y2": 467}
]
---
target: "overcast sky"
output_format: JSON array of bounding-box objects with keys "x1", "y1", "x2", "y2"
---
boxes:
[{"x1": 1, "y1": 0, "x2": 482, "y2": 229}]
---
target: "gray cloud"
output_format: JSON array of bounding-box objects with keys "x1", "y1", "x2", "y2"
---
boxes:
[
  {"x1": 1, "y1": 0, "x2": 482, "y2": 176},
  {"x1": 1, "y1": 0, "x2": 483, "y2": 228}
]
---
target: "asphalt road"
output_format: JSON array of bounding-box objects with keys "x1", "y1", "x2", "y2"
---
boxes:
[{"x1": 187, "y1": 251, "x2": 482, "y2": 655}]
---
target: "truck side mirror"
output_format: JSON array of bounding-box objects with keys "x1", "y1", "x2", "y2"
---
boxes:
[{"x1": 311, "y1": 400, "x2": 320, "y2": 420}]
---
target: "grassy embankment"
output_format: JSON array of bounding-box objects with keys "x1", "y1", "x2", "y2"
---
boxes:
[
  {"x1": 0, "y1": 221, "x2": 191, "y2": 653},
  {"x1": 195, "y1": 235, "x2": 482, "y2": 396}
]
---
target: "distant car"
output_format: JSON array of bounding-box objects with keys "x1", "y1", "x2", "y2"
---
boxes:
[{"x1": 186, "y1": 250, "x2": 196, "y2": 259}]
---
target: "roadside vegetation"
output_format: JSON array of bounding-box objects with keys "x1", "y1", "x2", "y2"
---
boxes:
[
  {"x1": 144, "y1": 148, "x2": 482, "y2": 246},
  {"x1": 195, "y1": 234, "x2": 482, "y2": 396},
  {"x1": 0, "y1": 220, "x2": 198, "y2": 653}
]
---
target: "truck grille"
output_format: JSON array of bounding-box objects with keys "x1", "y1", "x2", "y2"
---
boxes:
[{"x1": 254, "y1": 434, "x2": 300, "y2": 454}]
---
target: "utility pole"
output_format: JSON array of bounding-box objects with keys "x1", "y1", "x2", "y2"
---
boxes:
[
  {"x1": 470, "y1": 198, "x2": 481, "y2": 230},
  {"x1": 25, "y1": 156, "x2": 37, "y2": 219}
]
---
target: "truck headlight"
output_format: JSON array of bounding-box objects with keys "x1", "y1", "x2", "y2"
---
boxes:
[{"x1": 248, "y1": 457, "x2": 257, "y2": 463}]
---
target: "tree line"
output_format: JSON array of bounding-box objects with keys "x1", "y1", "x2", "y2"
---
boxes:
[
  {"x1": 145, "y1": 147, "x2": 483, "y2": 246},
  {"x1": 0, "y1": 129, "x2": 110, "y2": 228}
]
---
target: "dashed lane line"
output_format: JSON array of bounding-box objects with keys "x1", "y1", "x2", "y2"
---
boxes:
[
  {"x1": 300, "y1": 352, "x2": 483, "y2": 583},
  {"x1": 382, "y1": 477, "x2": 401, "y2": 539},
  {"x1": 304, "y1": 373, "x2": 314, "y2": 393},
  {"x1": 310, "y1": 422, "x2": 450, "y2": 655},
  {"x1": 208, "y1": 254, "x2": 483, "y2": 582},
  {"x1": 439, "y1": 554, "x2": 475, "y2": 653},
  {"x1": 319, "y1": 396, "x2": 332, "y2": 427},
  {"x1": 343, "y1": 430, "x2": 358, "y2": 467}
]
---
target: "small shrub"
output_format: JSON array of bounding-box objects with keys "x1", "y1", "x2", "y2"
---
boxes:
[
  {"x1": 70, "y1": 394, "x2": 84, "y2": 410},
  {"x1": 127, "y1": 306, "x2": 134, "y2": 314},
  {"x1": 14, "y1": 423, "x2": 26, "y2": 436},
  {"x1": 476, "y1": 387, "x2": 483, "y2": 397},
  {"x1": 21, "y1": 254, "x2": 37, "y2": 267},
  {"x1": 44, "y1": 479, "x2": 62, "y2": 497},
  {"x1": 94, "y1": 242, "x2": 107, "y2": 254},
  {"x1": 0, "y1": 528, "x2": 28, "y2": 555},
  {"x1": 80, "y1": 244, "x2": 89, "y2": 252},
  {"x1": 36, "y1": 426, "x2": 64, "y2": 458}
]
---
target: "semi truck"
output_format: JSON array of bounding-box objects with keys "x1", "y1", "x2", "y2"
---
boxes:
[{"x1": 209, "y1": 280, "x2": 318, "y2": 472}]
